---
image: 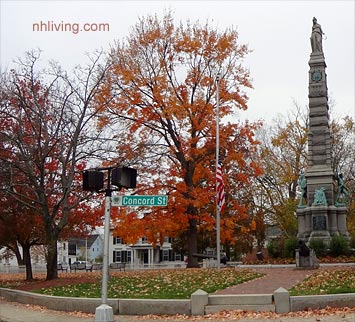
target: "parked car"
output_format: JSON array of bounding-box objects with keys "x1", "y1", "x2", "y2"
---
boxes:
[{"x1": 70, "y1": 261, "x2": 92, "y2": 270}]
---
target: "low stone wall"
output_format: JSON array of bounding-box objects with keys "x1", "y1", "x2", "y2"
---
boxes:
[
  {"x1": 291, "y1": 293, "x2": 355, "y2": 311},
  {"x1": 0, "y1": 288, "x2": 118, "y2": 313},
  {"x1": 119, "y1": 298, "x2": 190, "y2": 315},
  {"x1": 1, "y1": 287, "x2": 355, "y2": 316}
]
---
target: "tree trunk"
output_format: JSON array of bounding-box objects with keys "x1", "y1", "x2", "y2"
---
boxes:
[
  {"x1": 46, "y1": 238, "x2": 58, "y2": 280},
  {"x1": 186, "y1": 217, "x2": 199, "y2": 268},
  {"x1": 225, "y1": 241, "x2": 231, "y2": 261},
  {"x1": 22, "y1": 243, "x2": 33, "y2": 281},
  {"x1": 10, "y1": 243, "x2": 24, "y2": 265}
]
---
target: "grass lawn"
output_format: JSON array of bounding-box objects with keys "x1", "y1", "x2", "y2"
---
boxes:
[
  {"x1": 0, "y1": 268, "x2": 262, "y2": 299},
  {"x1": 289, "y1": 268, "x2": 355, "y2": 296},
  {"x1": 2, "y1": 267, "x2": 355, "y2": 298}
]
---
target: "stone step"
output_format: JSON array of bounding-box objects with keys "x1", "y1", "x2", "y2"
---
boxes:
[
  {"x1": 208, "y1": 294, "x2": 273, "y2": 306},
  {"x1": 205, "y1": 304, "x2": 276, "y2": 314}
]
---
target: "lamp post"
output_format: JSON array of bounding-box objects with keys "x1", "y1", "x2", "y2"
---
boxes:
[{"x1": 82, "y1": 166, "x2": 137, "y2": 322}]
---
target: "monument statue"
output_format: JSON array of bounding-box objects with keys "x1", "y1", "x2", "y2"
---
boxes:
[
  {"x1": 310, "y1": 17, "x2": 324, "y2": 53},
  {"x1": 336, "y1": 173, "x2": 349, "y2": 205},
  {"x1": 297, "y1": 172, "x2": 307, "y2": 207}
]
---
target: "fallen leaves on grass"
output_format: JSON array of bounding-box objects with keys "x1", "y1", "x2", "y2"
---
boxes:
[
  {"x1": 4, "y1": 269, "x2": 261, "y2": 299},
  {"x1": 0, "y1": 272, "x2": 102, "y2": 291},
  {"x1": 290, "y1": 267, "x2": 355, "y2": 295}
]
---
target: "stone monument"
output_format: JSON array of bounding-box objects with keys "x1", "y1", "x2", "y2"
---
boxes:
[{"x1": 296, "y1": 18, "x2": 349, "y2": 245}]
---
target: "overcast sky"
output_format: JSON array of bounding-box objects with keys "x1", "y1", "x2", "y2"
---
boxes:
[{"x1": 1, "y1": 0, "x2": 354, "y2": 122}]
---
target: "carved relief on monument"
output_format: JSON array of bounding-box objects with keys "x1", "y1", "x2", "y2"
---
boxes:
[
  {"x1": 312, "y1": 187, "x2": 327, "y2": 206},
  {"x1": 313, "y1": 215, "x2": 327, "y2": 231},
  {"x1": 309, "y1": 85, "x2": 326, "y2": 97}
]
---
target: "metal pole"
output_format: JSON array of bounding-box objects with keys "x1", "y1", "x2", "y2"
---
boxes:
[
  {"x1": 94, "y1": 171, "x2": 114, "y2": 322},
  {"x1": 101, "y1": 192, "x2": 111, "y2": 304},
  {"x1": 216, "y1": 74, "x2": 221, "y2": 270},
  {"x1": 85, "y1": 238, "x2": 88, "y2": 264}
]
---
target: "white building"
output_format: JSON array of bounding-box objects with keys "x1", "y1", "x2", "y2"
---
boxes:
[
  {"x1": 110, "y1": 235, "x2": 184, "y2": 268},
  {"x1": 67, "y1": 234, "x2": 104, "y2": 265},
  {"x1": 1, "y1": 233, "x2": 184, "y2": 271}
]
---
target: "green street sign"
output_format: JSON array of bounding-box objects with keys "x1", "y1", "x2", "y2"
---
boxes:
[{"x1": 111, "y1": 195, "x2": 168, "y2": 207}]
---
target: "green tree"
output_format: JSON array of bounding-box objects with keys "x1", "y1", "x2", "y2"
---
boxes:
[
  {"x1": 256, "y1": 102, "x2": 308, "y2": 236},
  {"x1": 331, "y1": 115, "x2": 355, "y2": 234}
]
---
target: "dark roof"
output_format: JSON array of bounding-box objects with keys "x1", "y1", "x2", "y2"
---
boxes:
[{"x1": 68, "y1": 234, "x2": 101, "y2": 248}]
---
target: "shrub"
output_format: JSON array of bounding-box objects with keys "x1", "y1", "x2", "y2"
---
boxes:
[
  {"x1": 350, "y1": 233, "x2": 355, "y2": 249},
  {"x1": 267, "y1": 237, "x2": 299, "y2": 258},
  {"x1": 329, "y1": 235, "x2": 350, "y2": 257},
  {"x1": 308, "y1": 239, "x2": 327, "y2": 257},
  {"x1": 267, "y1": 239, "x2": 283, "y2": 258},
  {"x1": 283, "y1": 236, "x2": 298, "y2": 258}
]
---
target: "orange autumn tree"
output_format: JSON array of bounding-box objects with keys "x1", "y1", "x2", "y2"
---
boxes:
[{"x1": 98, "y1": 13, "x2": 262, "y2": 267}]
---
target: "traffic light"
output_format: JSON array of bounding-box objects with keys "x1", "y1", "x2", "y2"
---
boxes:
[
  {"x1": 82, "y1": 170, "x2": 104, "y2": 192},
  {"x1": 111, "y1": 167, "x2": 137, "y2": 189}
]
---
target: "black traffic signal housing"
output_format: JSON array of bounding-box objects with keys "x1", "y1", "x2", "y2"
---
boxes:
[
  {"x1": 111, "y1": 167, "x2": 137, "y2": 189},
  {"x1": 82, "y1": 170, "x2": 104, "y2": 192}
]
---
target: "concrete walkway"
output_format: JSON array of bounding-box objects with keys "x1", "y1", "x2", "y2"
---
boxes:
[{"x1": 215, "y1": 267, "x2": 316, "y2": 295}]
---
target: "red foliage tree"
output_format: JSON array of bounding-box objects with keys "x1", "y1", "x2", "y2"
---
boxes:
[{"x1": 0, "y1": 51, "x2": 109, "y2": 279}]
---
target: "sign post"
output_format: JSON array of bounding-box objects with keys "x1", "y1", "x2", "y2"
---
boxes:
[{"x1": 82, "y1": 166, "x2": 137, "y2": 322}]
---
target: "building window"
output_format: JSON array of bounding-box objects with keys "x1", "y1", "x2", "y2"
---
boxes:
[
  {"x1": 113, "y1": 251, "x2": 121, "y2": 262},
  {"x1": 68, "y1": 243, "x2": 76, "y2": 256},
  {"x1": 113, "y1": 250, "x2": 131, "y2": 263},
  {"x1": 163, "y1": 250, "x2": 169, "y2": 261},
  {"x1": 113, "y1": 237, "x2": 122, "y2": 245}
]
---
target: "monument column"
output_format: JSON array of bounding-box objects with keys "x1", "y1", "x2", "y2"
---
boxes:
[
  {"x1": 306, "y1": 17, "x2": 334, "y2": 207},
  {"x1": 296, "y1": 18, "x2": 349, "y2": 243}
]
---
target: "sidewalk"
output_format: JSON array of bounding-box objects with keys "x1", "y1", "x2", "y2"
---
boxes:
[{"x1": 2, "y1": 298, "x2": 355, "y2": 322}]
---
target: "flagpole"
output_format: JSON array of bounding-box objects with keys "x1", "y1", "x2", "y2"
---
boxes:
[{"x1": 216, "y1": 74, "x2": 221, "y2": 270}]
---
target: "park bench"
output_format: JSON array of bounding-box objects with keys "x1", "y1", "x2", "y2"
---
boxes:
[
  {"x1": 192, "y1": 253, "x2": 229, "y2": 265},
  {"x1": 109, "y1": 262, "x2": 126, "y2": 271},
  {"x1": 70, "y1": 261, "x2": 93, "y2": 272},
  {"x1": 92, "y1": 263, "x2": 103, "y2": 271},
  {"x1": 85, "y1": 264, "x2": 93, "y2": 272},
  {"x1": 57, "y1": 263, "x2": 68, "y2": 272}
]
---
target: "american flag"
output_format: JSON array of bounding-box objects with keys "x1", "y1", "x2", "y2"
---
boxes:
[{"x1": 216, "y1": 160, "x2": 226, "y2": 212}]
